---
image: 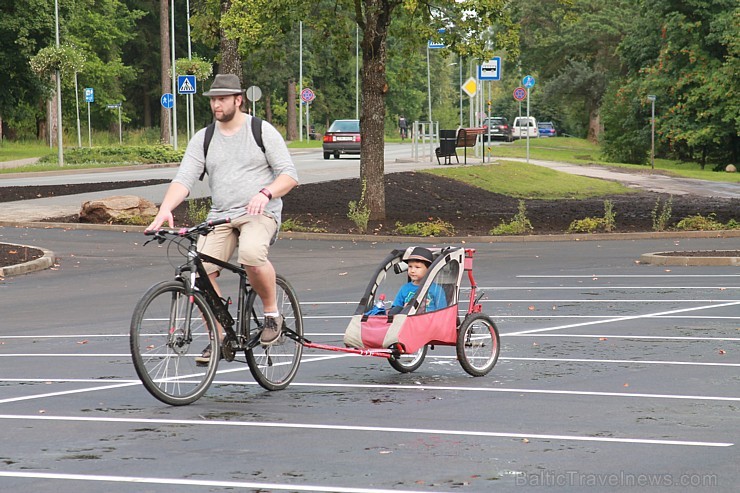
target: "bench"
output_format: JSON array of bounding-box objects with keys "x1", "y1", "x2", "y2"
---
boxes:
[{"x1": 435, "y1": 127, "x2": 485, "y2": 165}]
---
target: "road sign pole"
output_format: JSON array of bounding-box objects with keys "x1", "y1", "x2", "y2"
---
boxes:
[
  {"x1": 87, "y1": 102, "x2": 92, "y2": 148},
  {"x1": 118, "y1": 105, "x2": 122, "y2": 145},
  {"x1": 526, "y1": 87, "x2": 530, "y2": 163}
]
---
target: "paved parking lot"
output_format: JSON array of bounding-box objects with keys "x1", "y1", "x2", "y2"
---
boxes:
[{"x1": 0, "y1": 227, "x2": 738, "y2": 492}]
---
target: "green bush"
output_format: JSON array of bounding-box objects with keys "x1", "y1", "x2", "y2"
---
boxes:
[
  {"x1": 490, "y1": 200, "x2": 533, "y2": 235},
  {"x1": 651, "y1": 196, "x2": 673, "y2": 232},
  {"x1": 394, "y1": 219, "x2": 455, "y2": 236},
  {"x1": 347, "y1": 179, "x2": 371, "y2": 233},
  {"x1": 567, "y1": 217, "x2": 604, "y2": 233},
  {"x1": 38, "y1": 145, "x2": 184, "y2": 165},
  {"x1": 281, "y1": 218, "x2": 327, "y2": 233},
  {"x1": 187, "y1": 198, "x2": 211, "y2": 225},
  {"x1": 674, "y1": 213, "x2": 730, "y2": 231}
]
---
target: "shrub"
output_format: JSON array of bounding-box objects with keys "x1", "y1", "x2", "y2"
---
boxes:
[
  {"x1": 567, "y1": 217, "x2": 604, "y2": 233},
  {"x1": 490, "y1": 200, "x2": 533, "y2": 235},
  {"x1": 394, "y1": 219, "x2": 455, "y2": 236},
  {"x1": 281, "y1": 218, "x2": 327, "y2": 233},
  {"x1": 651, "y1": 196, "x2": 673, "y2": 232},
  {"x1": 674, "y1": 213, "x2": 725, "y2": 231},
  {"x1": 602, "y1": 199, "x2": 616, "y2": 232},
  {"x1": 347, "y1": 179, "x2": 370, "y2": 233},
  {"x1": 187, "y1": 198, "x2": 211, "y2": 225}
]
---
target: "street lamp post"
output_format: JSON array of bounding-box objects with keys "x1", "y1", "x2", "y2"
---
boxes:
[
  {"x1": 648, "y1": 95, "x2": 656, "y2": 170},
  {"x1": 54, "y1": 0, "x2": 64, "y2": 166}
]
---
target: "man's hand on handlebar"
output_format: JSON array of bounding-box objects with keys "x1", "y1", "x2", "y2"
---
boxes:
[{"x1": 145, "y1": 211, "x2": 175, "y2": 233}]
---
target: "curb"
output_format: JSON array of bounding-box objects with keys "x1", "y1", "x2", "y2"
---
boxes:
[
  {"x1": 2, "y1": 219, "x2": 740, "y2": 243},
  {"x1": 0, "y1": 243, "x2": 56, "y2": 277},
  {"x1": 0, "y1": 222, "x2": 737, "y2": 276},
  {"x1": 640, "y1": 251, "x2": 740, "y2": 267}
]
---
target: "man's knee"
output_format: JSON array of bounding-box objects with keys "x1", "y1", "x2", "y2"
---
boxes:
[{"x1": 239, "y1": 243, "x2": 269, "y2": 267}]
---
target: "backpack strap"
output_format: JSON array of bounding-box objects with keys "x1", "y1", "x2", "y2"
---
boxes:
[
  {"x1": 199, "y1": 122, "x2": 216, "y2": 181},
  {"x1": 199, "y1": 116, "x2": 265, "y2": 181},
  {"x1": 251, "y1": 116, "x2": 265, "y2": 153}
]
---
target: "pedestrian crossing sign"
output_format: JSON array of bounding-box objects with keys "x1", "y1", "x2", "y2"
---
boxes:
[{"x1": 177, "y1": 75, "x2": 196, "y2": 95}]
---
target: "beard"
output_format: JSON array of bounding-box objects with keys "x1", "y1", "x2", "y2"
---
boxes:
[{"x1": 215, "y1": 107, "x2": 237, "y2": 122}]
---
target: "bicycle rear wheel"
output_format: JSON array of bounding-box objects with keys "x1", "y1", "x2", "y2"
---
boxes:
[
  {"x1": 130, "y1": 280, "x2": 219, "y2": 405},
  {"x1": 245, "y1": 275, "x2": 303, "y2": 390}
]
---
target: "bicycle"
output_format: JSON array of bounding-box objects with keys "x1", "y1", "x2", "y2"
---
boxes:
[{"x1": 130, "y1": 218, "x2": 304, "y2": 406}]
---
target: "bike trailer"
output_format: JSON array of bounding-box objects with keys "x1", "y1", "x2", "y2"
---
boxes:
[{"x1": 343, "y1": 246, "x2": 466, "y2": 354}]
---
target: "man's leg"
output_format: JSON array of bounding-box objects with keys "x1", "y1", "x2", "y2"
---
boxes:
[
  {"x1": 235, "y1": 214, "x2": 282, "y2": 344},
  {"x1": 245, "y1": 261, "x2": 277, "y2": 314}
]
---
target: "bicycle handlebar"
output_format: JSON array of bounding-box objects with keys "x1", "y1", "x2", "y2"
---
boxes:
[{"x1": 144, "y1": 217, "x2": 231, "y2": 243}]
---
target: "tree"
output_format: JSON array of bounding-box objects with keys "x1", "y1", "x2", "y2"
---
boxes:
[
  {"x1": 516, "y1": 0, "x2": 632, "y2": 142},
  {"x1": 607, "y1": 0, "x2": 738, "y2": 167},
  {"x1": 217, "y1": 0, "x2": 517, "y2": 220}
]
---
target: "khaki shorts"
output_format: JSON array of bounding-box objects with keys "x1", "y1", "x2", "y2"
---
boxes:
[{"x1": 196, "y1": 214, "x2": 278, "y2": 275}]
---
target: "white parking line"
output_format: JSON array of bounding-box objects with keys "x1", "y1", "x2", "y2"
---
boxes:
[
  {"x1": 2, "y1": 377, "x2": 737, "y2": 404},
  {"x1": 505, "y1": 300, "x2": 740, "y2": 336},
  {"x1": 516, "y1": 275, "x2": 740, "y2": 278},
  {"x1": 0, "y1": 413, "x2": 732, "y2": 447},
  {"x1": 0, "y1": 471, "x2": 438, "y2": 493}
]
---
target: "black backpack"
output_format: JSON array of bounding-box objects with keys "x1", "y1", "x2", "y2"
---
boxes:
[{"x1": 199, "y1": 116, "x2": 265, "y2": 181}]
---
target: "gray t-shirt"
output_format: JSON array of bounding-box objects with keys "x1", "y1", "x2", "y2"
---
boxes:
[{"x1": 173, "y1": 115, "x2": 299, "y2": 227}]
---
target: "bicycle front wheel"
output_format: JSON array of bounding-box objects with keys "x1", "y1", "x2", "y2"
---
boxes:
[
  {"x1": 245, "y1": 275, "x2": 303, "y2": 391},
  {"x1": 130, "y1": 280, "x2": 220, "y2": 405}
]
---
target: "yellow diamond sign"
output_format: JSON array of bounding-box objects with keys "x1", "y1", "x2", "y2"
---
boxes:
[{"x1": 462, "y1": 77, "x2": 477, "y2": 97}]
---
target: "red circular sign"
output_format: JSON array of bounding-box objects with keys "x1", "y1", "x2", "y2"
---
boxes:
[
  {"x1": 300, "y1": 88, "x2": 315, "y2": 103},
  {"x1": 513, "y1": 87, "x2": 527, "y2": 102}
]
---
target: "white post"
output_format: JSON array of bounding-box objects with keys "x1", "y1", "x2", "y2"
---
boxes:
[
  {"x1": 526, "y1": 87, "x2": 530, "y2": 164},
  {"x1": 356, "y1": 25, "x2": 360, "y2": 120},
  {"x1": 299, "y1": 21, "x2": 303, "y2": 142},
  {"x1": 426, "y1": 44, "x2": 432, "y2": 124},
  {"x1": 87, "y1": 101, "x2": 92, "y2": 147},
  {"x1": 74, "y1": 72, "x2": 81, "y2": 147},
  {"x1": 186, "y1": 0, "x2": 194, "y2": 138},
  {"x1": 54, "y1": 0, "x2": 64, "y2": 166},
  {"x1": 170, "y1": 0, "x2": 177, "y2": 150},
  {"x1": 118, "y1": 105, "x2": 122, "y2": 144}
]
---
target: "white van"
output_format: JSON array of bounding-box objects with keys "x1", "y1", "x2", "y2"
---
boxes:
[{"x1": 512, "y1": 117, "x2": 538, "y2": 139}]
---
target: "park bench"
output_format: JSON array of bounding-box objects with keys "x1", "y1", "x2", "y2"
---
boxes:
[{"x1": 435, "y1": 127, "x2": 485, "y2": 165}]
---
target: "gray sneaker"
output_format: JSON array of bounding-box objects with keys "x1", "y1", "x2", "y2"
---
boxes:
[
  {"x1": 259, "y1": 315, "x2": 284, "y2": 345},
  {"x1": 195, "y1": 343, "x2": 216, "y2": 366}
]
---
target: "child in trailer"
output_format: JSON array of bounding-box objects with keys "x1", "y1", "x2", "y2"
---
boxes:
[{"x1": 389, "y1": 247, "x2": 446, "y2": 315}]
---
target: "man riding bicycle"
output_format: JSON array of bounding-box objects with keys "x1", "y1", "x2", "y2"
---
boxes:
[{"x1": 146, "y1": 73, "x2": 299, "y2": 363}]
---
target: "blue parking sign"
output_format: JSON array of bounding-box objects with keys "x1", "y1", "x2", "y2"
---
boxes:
[{"x1": 84, "y1": 88, "x2": 94, "y2": 103}]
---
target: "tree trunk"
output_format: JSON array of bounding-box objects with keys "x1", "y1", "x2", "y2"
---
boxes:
[
  {"x1": 286, "y1": 79, "x2": 297, "y2": 141},
  {"x1": 49, "y1": 74, "x2": 59, "y2": 146},
  {"x1": 143, "y1": 93, "x2": 152, "y2": 128},
  {"x1": 359, "y1": 0, "x2": 398, "y2": 221},
  {"x1": 160, "y1": 0, "x2": 171, "y2": 144},
  {"x1": 587, "y1": 102, "x2": 600, "y2": 143},
  {"x1": 219, "y1": 1, "x2": 242, "y2": 80}
]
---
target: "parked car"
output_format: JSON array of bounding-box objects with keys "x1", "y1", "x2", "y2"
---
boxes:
[
  {"x1": 537, "y1": 121, "x2": 557, "y2": 137},
  {"x1": 481, "y1": 117, "x2": 512, "y2": 142},
  {"x1": 512, "y1": 117, "x2": 538, "y2": 139},
  {"x1": 322, "y1": 119, "x2": 361, "y2": 159}
]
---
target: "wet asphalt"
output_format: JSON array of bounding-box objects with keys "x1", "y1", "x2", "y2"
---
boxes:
[{"x1": 0, "y1": 225, "x2": 738, "y2": 492}]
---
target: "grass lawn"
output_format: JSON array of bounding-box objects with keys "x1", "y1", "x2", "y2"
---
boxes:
[
  {"x1": 0, "y1": 141, "x2": 55, "y2": 162},
  {"x1": 426, "y1": 160, "x2": 633, "y2": 199},
  {"x1": 493, "y1": 137, "x2": 739, "y2": 183}
]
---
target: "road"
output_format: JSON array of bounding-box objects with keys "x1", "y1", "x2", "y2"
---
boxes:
[{"x1": 0, "y1": 228, "x2": 737, "y2": 492}]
